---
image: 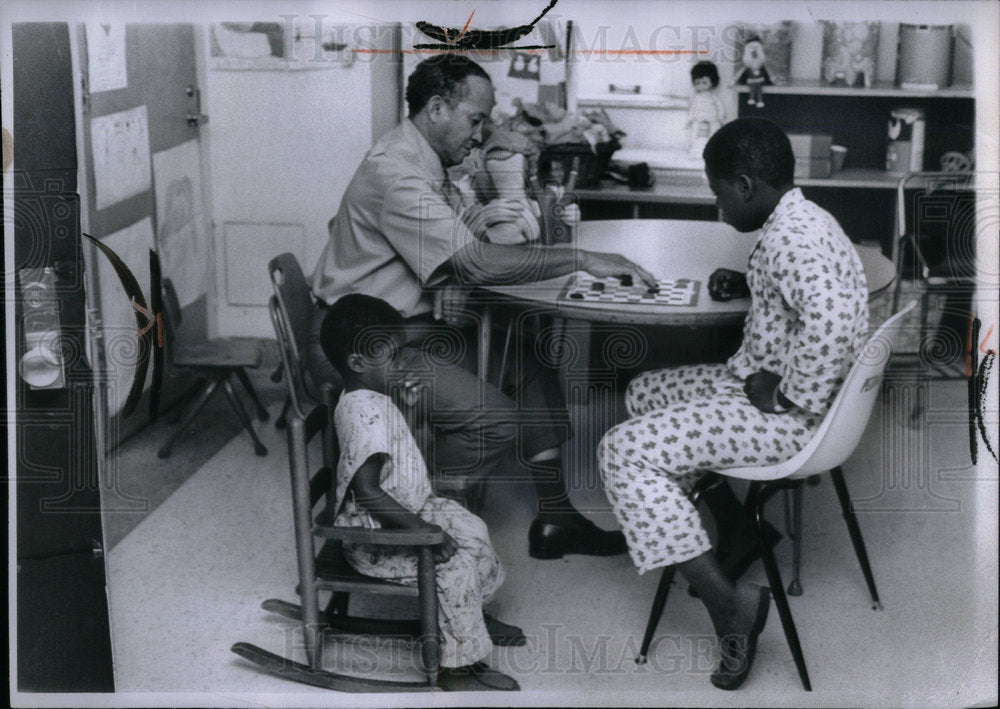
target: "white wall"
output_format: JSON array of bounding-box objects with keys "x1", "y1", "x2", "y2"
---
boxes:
[{"x1": 204, "y1": 23, "x2": 399, "y2": 336}]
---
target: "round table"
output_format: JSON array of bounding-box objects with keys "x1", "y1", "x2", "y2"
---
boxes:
[
  {"x1": 475, "y1": 219, "x2": 896, "y2": 380},
  {"x1": 479, "y1": 219, "x2": 896, "y2": 326}
]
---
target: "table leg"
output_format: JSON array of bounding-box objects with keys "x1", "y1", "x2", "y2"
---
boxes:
[
  {"x1": 497, "y1": 315, "x2": 515, "y2": 389},
  {"x1": 479, "y1": 305, "x2": 491, "y2": 384}
]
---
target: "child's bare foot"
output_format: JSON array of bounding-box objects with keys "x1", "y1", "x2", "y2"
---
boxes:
[{"x1": 711, "y1": 584, "x2": 770, "y2": 690}]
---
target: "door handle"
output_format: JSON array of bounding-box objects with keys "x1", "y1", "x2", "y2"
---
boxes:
[{"x1": 185, "y1": 85, "x2": 208, "y2": 127}]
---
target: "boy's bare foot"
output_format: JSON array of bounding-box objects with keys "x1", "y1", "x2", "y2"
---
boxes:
[{"x1": 711, "y1": 584, "x2": 771, "y2": 690}]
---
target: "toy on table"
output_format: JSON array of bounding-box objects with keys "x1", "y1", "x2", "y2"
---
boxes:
[
  {"x1": 561, "y1": 275, "x2": 700, "y2": 307},
  {"x1": 529, "y1": 161, "x2": 578, "y2": 245},
  {"x1": 687, "y1": 61, "x2": 728, "y2": 158},
  {"x1": 468, "y1": 123, "x2": 579, "y2": 245},
  {"x1": 737, "y1": 36, "x2": 772, "y2": 108}
]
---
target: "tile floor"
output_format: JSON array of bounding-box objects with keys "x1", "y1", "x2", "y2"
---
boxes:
[{"x1": 103, "y1": 374, "x2": 998, "y2": 708}]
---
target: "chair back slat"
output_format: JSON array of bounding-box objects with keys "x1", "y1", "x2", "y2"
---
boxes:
[
  {"x1": 269, "y1": 295, "x2": 308, "y2": 418},
  {"x1": 269, "y1": 253, "x2": 321, "y2": 409},
  {"x1": 269, "y1": 253, "x2": 314, "y2": 358},
  {"x1": 791, "y1": 300, "x2": 919, "y2": 476},
  {"x1": 160, "y1": 278, "x2": 184, "y2": 366}
]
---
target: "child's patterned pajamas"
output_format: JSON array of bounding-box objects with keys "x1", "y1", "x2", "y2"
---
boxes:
[
  {"x1": 599, "y1": 188, "x2": 869, "y2": 575},
  {"x1": 334, "y1": 389, "x2": 504, "y2": 667}
]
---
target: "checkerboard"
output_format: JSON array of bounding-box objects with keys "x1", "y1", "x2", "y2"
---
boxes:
[{"x1": 560, "y1": 275, "x2": 700, "y2": 307}]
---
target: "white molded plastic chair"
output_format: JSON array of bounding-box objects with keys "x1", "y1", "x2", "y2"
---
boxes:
[
  {"x1": 721, "y1": 299, "x2": 919, "y2": 483},
  {"x1": 636, "y1": 300, "x2": 919, "y2": 692}
]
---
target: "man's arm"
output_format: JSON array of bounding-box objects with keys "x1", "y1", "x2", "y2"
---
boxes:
[
  {"x1": 379, "y1": 162, "x2": 654, "y2": 290},
  {"x1": 442, "y1": 239, "x2": 657, "y2": 287}
]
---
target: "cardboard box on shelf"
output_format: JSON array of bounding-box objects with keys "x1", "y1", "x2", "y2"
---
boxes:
[
  {"x1": 788, "y1": 133, "x2": 833, "y2": 159},
  {"x1": 794, "y1": 156, "x2": 833, "y2": 179}
]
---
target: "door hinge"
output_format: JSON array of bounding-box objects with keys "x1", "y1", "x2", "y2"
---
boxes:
[
  {"x1": 186, "y1": 85, "x2": 208, "y2": 127},
  {"x1": 80, "y1": 74, "x2": 91, "y2": 113}
]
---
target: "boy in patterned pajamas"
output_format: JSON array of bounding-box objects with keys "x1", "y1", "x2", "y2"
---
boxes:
[
  {"x1": 598, "y1": 118, "x2": 869, "y2": 690},
  {"x1": 321, "y1": 294, "x2": 522, "y2": 692}
]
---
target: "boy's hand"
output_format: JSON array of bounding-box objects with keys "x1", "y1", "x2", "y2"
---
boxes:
[
  {"x1": 392, "y1": 375, "x2": 427, "y2": 410},
  {"x1": 433, "y1": 283, "x2": 473, "y2": 326},
  {"x1": 743, "y1": 370, "x2": 793, "y2": 413},
  {"x1": 433, "y1": 531, "x2": 459, "y2": 564},
  {"x1": 708, "y1": 268, "x2": 750, "y2": 302}
]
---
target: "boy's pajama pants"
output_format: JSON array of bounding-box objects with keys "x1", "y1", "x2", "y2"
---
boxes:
[
  {"x1": 345, "y1": 496, "x2": 504, "y2": 668},
  {"x1": 598, "y1": 364, "x2": 821, "y2": 575}
]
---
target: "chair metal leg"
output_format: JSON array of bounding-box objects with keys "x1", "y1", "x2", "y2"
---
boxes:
[
  {"x1": 636, "y1": 566, "x2": 676, "y2": 664},
  {"x1": 235, "y1": 367, "x2": 270, "y2": 421},
  {"x1": 496, "y1": 315, "x2": 515, "y2": 389},
  {"x1": 417, "y1": 547, "x2": 440, "y2": 687},
  {"x1": 783, "y1": 489, "x2": 792, "y2": 539},
  {"x1": 748, "y1": 482, "x2": 812, "y2": 691},
  {"x1": 158, "y1": 378, "x2": 219, "y2": 458},
  {"x1": 222, "y1": 376, "x2": 268, "y2": 456},
  {"x1": 275, "y1": 396, "x2": 291, "y2": 430},
  {"x1": 787, "y1": 483, "x2": 804, "y2": 596},
  {"x1": 830, "y1": 466, "x2": 882, "y2": 610},
  {"x1": 168, "y1": 378, "x2": 206, "y2": 424}
]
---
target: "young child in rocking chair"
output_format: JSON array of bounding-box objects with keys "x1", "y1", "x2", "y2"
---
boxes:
[{"x1": 320, "y1": 293, "x2": 522, "y2": 692}]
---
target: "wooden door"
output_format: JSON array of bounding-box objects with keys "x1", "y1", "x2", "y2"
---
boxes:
[{"x1": 77, "y1": 23, "x2": 212, "y2": 439}]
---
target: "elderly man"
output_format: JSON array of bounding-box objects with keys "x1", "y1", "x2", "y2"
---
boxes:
[{"x1": 307, "y1": 55, "x2": 654, "y2": 559}]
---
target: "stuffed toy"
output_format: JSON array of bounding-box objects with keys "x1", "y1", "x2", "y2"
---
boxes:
[
  {"x1": 687, "y1": 61, "x2": 728, "y2": 158},
  {"x1": 737, "y1": 37, "x2": 772, "y2": 107}
]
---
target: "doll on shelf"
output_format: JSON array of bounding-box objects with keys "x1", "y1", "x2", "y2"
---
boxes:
[
  {"x1": 687, "y1": 61, "x2": 728, "y2": 158},
  {"x1": 737, "y1": 36, "x2": 772, "y2": 107}
]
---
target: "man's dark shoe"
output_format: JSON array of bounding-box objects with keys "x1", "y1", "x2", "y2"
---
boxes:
[
  {"x1": 484, "y1": 613, "x2": 526, "y2": 646},
  {"x1": 528, "y1": 514, "x2": 627, "y2": 559},
  {"x1": 438, "y1": 662, "x2": 520, "y2": 691}
]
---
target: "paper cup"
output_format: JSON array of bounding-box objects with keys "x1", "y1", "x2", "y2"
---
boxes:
[{"x1": 831, "y1": 145, "x2": 848, "y2": 173}]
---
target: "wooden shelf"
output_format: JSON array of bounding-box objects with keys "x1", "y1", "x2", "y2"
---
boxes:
[
  {"x1": 574, "y1": 168, "x2": 904, "y2": 206},
  {"x1": 735, "y1": 80, "x2": 974, "y2": 99},
  {"x1": 799, "y1": 169, "x2": 903, "y2": 189},
  {"x1": 577, "y1": 93, "x2": 688, "y2": 110}
]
